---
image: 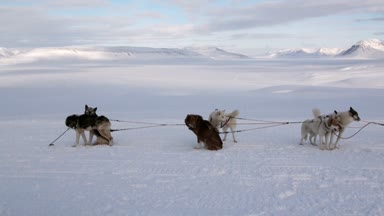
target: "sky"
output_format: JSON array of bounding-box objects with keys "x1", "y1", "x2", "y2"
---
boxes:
[{"x1": 1, "y1": 0, "x2": 384, "y2": 55}]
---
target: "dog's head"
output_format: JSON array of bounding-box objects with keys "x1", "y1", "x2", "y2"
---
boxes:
[
  {"x1": 349, "y1": 107, "x2": 360, "y2": 121},
  {"x1": 84, "y1": 104, "x2": 97, "y2": 116},
  {"x1": 213, "y1": 109, "x2": 227, "y2": 121},
  {"x1": 185, "y1": 114, "x2": 203, "y2": 130}
]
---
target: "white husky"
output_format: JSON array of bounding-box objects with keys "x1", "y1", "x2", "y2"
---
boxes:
[
  {"x1": 300, "y1": 109, "x2": 322, "y2": 145},
  {"x1": 209, "y1": 109, "x2": 239, "y2": 143}
]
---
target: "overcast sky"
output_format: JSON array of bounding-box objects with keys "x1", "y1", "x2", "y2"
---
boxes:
[{"x1": 1, "y1": 0, "x2": 383, "y2": 55}]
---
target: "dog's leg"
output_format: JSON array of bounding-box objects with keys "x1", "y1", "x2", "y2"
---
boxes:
[
  {"x1": 80, "y1": 131, "x2": 87, "y2": 145},
  {"x1": 309, "y1": 133, "x2": 317, "y2": 146},
  {"x1": 300, "y1": 136, "x2": 305, "y2": 145},
  {"x1": 325, "y1": 134, "x2": 330, "y2": 150},
  {"x1": 325, "y1": 132, "x2": 331, "y2": 150},
  {"x1": 194, "y1": 141, "x2": 203, "y2": 149},
  {"x1": 75, "y1": 130, "x2": 80, "y2": 147},
  {"x1": 88, "y1": 129, "x2": 94, "y2": 145},
  {"x1": 222, "y1": 127, "x2": 228, "y2": 141},
  {"x1": 333, "y1": 129, "x2": 344, "y2": 149},
  {"x1": 300, "y1": 125, "x2": 307, "y2": 145},
  {"x1": 230, "y1": 126, "x2": 237, "y2": 143},
  {"x1": 96, "y1": 130, "x2": 112, "y2": 145},
  {"x1": 97, "y1": 123, "x2": 113, "y2": 145},
  {"x1": 319, "y1": 134, "x2": 324, "y2": 150},
  {"x1": 313, "y1": 134, "x2": 318, "y2": 146},
  {"x1": 194, "y1": 137, "x2": 202, "y2": 149},
  {"x1": 309, "y1": 134, "x2": 314, "y2": 145},
  {"x1": 329, "y1": 131, "x2": 335, "y2": 149}
]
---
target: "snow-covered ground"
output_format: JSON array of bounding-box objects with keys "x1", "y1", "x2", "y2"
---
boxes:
[{"x1": 0, "y1": 57, "x2": 383, "y2": 216}]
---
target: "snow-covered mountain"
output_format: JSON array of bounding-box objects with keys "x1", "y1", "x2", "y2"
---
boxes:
[
  {"x1": 338, "y1": 39, "x2": 384, "y2": 58},
  {"x1": 0, "y1": 46, "x2": 250, "y2": 64},
  {"x1": 268, "y1": 39, "x2": 384, "y2": 59},
  {"x1": 268, "y1": 48, "x2": 343, "y2": 58},
  {"x1": 184, "y1": 47, "x2": 249, "y2": 59},
  {"x1": 0, "y1": 47, "x2": 20, "y2": 58}
]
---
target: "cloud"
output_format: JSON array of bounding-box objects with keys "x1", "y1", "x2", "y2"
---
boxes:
[
  {"x1": 1, "y1": 0, "x2": 384, "y2": 48},
  {"x1": 229, "y1": 33, "x2": 295, "y2": 40},
  {"x1": 46, "y1": 0, "x2": 110, "y2": 8},
  {"x1": 201, "y1": 0, "x2": 384, "y2": 32},
  {"x1": 356, "y1": 17, "x2": 384, "y2": 22}
]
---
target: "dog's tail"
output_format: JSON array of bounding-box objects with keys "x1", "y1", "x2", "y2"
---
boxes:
[
  {"x1": 312, "y1": 108, "x2": 321, "y2": 119},
  {"x1": 227, "y1": 110, "x2": 239, "y2": 118}
]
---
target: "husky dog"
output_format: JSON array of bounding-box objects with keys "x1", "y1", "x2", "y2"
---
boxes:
[
  {"x1": 185, "y1": 114, "x2": 223, "y2": 150},
  {"x1": 65, "y1": 105, "x2": 113, "y2": 146},
  {"x1": 209, "y1": 109, "x2": 239, "y2": 143},
  {"x1": 300, "y1": 119, "x2": 318, "y2": 145},
  {"x1": 300, "y1": 108, "x2": 341, "y2": 147},
  {"x1": 93, "y1": 115, "x2": 113, "y2": 145},
  {"x1": 300, "y1": 109, "x2": 322, "y2": 145},
  {"x1": 318, "y1": 116, "x2": 342, "y2": 150},
  {"x1": 330, "y1": 107, "x2": 361, "y2": 149}
]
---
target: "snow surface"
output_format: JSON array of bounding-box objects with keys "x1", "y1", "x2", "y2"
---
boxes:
[{"x1": 0, "y1": 55, "x2": 384, "y2": 216}]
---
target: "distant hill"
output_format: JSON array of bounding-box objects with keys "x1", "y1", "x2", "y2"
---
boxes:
[
  {"x1": 184, "y1": 47, "x2": 250, "y2": 59},
  {"x1": 0, "y1": 46, "x2": 250, "y2": 64}
]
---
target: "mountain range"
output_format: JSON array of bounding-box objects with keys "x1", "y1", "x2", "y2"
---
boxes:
[
  {"x1": 0, "y1": 39, "x2": 383, "y2": 64},
  {"x1": 268, "y1": 39, "x2": 384, "y2": 59},
  {"x1": 0, "y1": 46, "x2": 249, "y2": 64}
]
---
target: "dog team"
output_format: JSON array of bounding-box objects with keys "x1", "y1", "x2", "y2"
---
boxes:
[
  {"x1": 66, "y1": 105, "x2": 360, "y2": 151},
  {"x1": 186, "y1": 107, "x2": 360, "y2": 151}
]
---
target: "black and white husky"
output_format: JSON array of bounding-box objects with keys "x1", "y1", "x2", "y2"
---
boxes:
[
  {"x1": 209, "y1": 109, "x2": 239, "y2": 143},
  {"x1": 65, "y1": 105, "x2": 113, "y2": 146},
  {"x1": 330, "y1": 107, "x2": 361, "y2": 149}
]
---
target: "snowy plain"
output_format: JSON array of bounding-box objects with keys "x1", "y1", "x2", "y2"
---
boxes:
[{"x1": 0, "y1": 52, "x2": 383, "y2": 216}]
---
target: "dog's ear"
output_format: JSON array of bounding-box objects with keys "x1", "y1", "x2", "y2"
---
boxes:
[
  {"x1": 94, "y1": 107, "x2": 97, "y2": 112},
  {"x1": 85, "y1": 104, "x2": 89, "y2": 110},
  {"x1": 334, "y1": 110, "x2": 338, "y2": 115},
  {"x1": 185, "y1": 115, "x2": 191, "y2": 124}
]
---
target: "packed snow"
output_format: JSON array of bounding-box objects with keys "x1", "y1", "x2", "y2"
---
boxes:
[{"x1": 0, "y1": 51, "x2": 383, "y2": 216}]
